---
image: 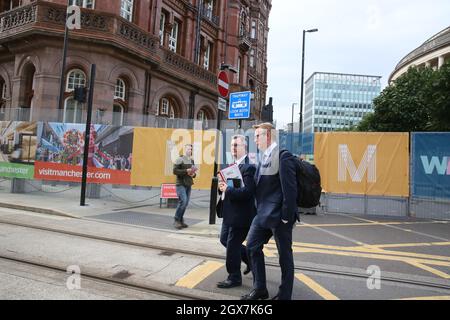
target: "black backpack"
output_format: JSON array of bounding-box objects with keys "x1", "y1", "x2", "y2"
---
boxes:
[{"x1": 281, "y1": 150, "x2": 322, "y2": 208}]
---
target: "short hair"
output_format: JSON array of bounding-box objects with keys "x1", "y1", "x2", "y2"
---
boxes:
[
  {"x1": 231, "y1": 135, "x2": 247, "y2": 146},
  {"x1": 185, "y1": 144, "x2": 193, "y2": 148},
  {"x1": 252, "y1": 122, "x2": 274, "y2": 130}
]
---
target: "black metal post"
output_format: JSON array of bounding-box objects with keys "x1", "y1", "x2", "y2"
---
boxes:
[
  {"x1": 57, "y1": 23, "x2": 69, "y2": 112},
  {"x1": 299, "y1": 30, "x2": 306, "y2": 139},
  {"x1": 209, "y1": 109, "x2": 222, "y2": 224},
  {"x1": 80, "y1": 64, "x2": 96, "y2": 206}
]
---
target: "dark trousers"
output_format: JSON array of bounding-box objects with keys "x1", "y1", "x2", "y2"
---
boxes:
[
  {"x1": 220, "y1": 224, "x2": 250, "y2": 283},
  {"x1": 246, "y1": 220, "x2": 294, "y2": 300}
]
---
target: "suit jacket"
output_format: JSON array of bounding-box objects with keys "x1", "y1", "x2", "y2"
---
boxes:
[
  {"x1": 254, "y1": 147, "x2": 298, "y2": 228},
  {"x1": 217, "y1": 156, "x2": 257, "y2": 228}
]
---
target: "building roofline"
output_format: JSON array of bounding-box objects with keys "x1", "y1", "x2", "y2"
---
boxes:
[{"x1": 305, "y1": 71, "x2": 382, "y2": 83}]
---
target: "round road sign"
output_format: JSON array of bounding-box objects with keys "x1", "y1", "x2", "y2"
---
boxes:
[{"x1": 217, "y1": 71, "x2": 229, "y2": 98}]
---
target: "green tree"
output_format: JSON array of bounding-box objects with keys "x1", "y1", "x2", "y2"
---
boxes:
[{"x1": 357, "y1": 62, "x2": 450, "y2": 132}]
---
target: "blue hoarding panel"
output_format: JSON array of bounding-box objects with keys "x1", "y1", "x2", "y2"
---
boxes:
[{"x1": 412, "y1": 133, "x2": 450, "y2": 199}]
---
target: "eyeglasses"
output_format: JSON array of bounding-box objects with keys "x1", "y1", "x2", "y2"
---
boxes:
[{"x1": 231, "y1": 143, "x2": 244, "y2": 147}]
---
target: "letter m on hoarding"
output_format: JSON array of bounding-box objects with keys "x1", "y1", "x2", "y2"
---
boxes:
[{"x1": 338, "y1": 144, "x2": 377, "y2": 183}]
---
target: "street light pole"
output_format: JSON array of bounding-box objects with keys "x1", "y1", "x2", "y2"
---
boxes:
[
  {"x1": 291, "y1": 102, "x2": 297, "y2": 151},
  {"x1": 57, "y1": 0, "x2": 71, "y2": 114},
  {"x1": 299, "y1": 28, "x2": 318, "y2": 149}
]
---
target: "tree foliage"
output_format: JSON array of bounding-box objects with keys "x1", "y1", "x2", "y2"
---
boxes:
[{"x1": 357, "y1": 62, "x2": 450, "y2": 132}]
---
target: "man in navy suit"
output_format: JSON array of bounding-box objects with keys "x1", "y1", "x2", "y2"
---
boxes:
[
  {"x1": 241, "y1": 123, "x2": 298, "y2": 300},
  {"x1": 216, "y1": 135, "x2": 256, "y2": 288}
]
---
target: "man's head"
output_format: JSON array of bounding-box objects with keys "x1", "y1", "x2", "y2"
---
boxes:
[
  {"x1": 253, "y1": 122, "x2": 276, "y2": 152},
  {"x1": 230, "y1": 135, "x2": 247, "y2": 160},
  {"x1": 184, "y1": 144, "x2": 193, "y2": 157}
]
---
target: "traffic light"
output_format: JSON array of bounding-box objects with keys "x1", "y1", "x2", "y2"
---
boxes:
[{"x1": 73, "y1": 87, "x2": 87, "y2": 103}]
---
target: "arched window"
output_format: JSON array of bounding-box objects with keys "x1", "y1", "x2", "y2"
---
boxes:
[
  {"x1": 197, "y1": 110, "x2": 207, "y2": 121},
  {"x1": 0, "y1": 77, "x2": 5, "y2": 99},
  {"x1": 0, "y1": 77, "x2": 5, "y2": 120},
  {"x1": 66, "y1": 69, "x2": 86, "y2": 92},
  {"x1": 157, "y1": 97, "x2": 176, "y2": 119},
  {"x1": 113, "y1": 104, "x2": 124, "y2": 126},
  {"x1": 114, "y1": 78, "x2": 126, "y2": 101},
  {"x1": 64, "y1": 98, "x2": 83, "y2": 123}
]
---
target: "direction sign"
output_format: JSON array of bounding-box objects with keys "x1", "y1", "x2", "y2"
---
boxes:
[
  {"x1": 217, "y1": 71, "x2": 229, "y2": 98},
  {"x1": 229, "y1": 91, "x2": 251, "y2": 120},
  {"x1": 218, "y1": 97, "x2": 227, "y2": 111}
]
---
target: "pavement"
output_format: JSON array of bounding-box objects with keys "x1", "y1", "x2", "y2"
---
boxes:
[{"x1": 0, "y1": 179, "x2": 450, "y2": 300}]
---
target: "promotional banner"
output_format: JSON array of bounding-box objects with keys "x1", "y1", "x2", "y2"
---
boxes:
[
  {"x1": 34, "y1": 122, "x2": 134, "y2": 184},
  {"x1": 0, "y1": 121, "x2": 37, "y2": 179},
  {"x1": 131, "y1": 128, "x2": 216, "y2": 190},
  {"x1": 412, "y1": 133, "x2": 450, "y2": 199},
  {"x1": 314, "y1": 132, "x2": 409, "y2": 197}
]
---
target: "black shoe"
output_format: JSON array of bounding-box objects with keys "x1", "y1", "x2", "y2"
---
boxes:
[
  {"x1": 240, "y1": 289, "x2": 269, "y2": 300},
  {"x1": 243, "y1": 262, "x2": 251, "y2": 275},
  {"x1": 180, "y1": 220, "x2": 188, "y2": 228},
  {"x1": 217, "y1": 279, "x2": 242, "y2": 289},
  {"x1": 173, "y1": 220, "x2": 183, "y2": 230}
]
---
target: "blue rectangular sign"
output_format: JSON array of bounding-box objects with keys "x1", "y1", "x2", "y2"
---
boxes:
[
  {"x1": 412, "y1": 133, "x2": 450, "y2": 199},
  {"x1": 229, "y1": 91, "x2": 251, "y2": 120}
]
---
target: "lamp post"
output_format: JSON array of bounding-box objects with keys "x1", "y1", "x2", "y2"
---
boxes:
[
  {"x1": 291, "y1": 102, "x2": 297, "y2": 150},
  {"x1": 299, "y1": 28, "x2": 318, "y2": 147}
]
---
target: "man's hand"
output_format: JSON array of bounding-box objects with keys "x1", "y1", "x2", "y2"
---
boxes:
[
  {"x1": 186, "y1": 168, "x2": 193, "y2": 175},
  {"x1": 218, "y1": 181, "x2": 228, "y2": 193}
]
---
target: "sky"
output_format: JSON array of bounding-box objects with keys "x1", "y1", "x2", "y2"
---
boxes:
[{"x1": 266, "y1": 0, "x2": 450, "y2": 129}]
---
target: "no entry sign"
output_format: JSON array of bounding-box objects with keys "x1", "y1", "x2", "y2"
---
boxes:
[{"x1": 217, "y1": 71, "x2": 229, "y2": 98}]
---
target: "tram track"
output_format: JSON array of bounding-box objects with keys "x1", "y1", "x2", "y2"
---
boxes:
[
  {"x1": 1, "y1": 219, "x2": 449, "y2": 294},
  {"x1": 0, "y1": 254, "x2": 203, "y2": 300}
]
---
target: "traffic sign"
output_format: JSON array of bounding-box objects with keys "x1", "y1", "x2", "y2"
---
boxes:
[
  {"x1": 218, "y1": 97, "x2": 227, "y2": 111},
  {"x1": 229, "y1": 91, "x2": 251, "y2": 120},
  {"x1": 217, "y1": 71, "x2": 229, "y2": 98}
]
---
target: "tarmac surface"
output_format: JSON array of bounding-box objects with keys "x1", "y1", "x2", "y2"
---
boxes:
[{"x1": 0, "y1": 182, "x2": 449, "y2": 300}]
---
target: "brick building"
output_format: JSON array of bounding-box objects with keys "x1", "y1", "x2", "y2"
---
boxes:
[{"x1": 0, "y1": 0, "x2": 271, "y2": 127}]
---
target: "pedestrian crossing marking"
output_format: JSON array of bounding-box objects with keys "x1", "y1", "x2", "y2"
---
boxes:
[{"x1": 295, "y1": 273, "x2": 339, "y2": 300}]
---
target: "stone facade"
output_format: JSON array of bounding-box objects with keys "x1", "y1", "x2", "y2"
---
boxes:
[{"x1": 0, "y1": 0, "x2": 271, "y2": 126}]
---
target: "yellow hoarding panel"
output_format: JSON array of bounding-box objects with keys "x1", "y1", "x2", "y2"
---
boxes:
[
  {"x1": 314, "y1": 132, "x2": 409, "y2": 197},
  {"x1": 131, "y1": 128, "x2": 216, "y2": 190}
]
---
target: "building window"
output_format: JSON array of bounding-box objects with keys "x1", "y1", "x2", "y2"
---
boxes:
[
  {"x1": 66, "y1": 69, "x2": 86, "y2": 92},
  {"x1": 251, "y1": 20, "x2": 256, "y2": 39},
  {"x1": 120, "y1": 0, "x2": 133, "y2": 22},
  {"x1": 237, "y1": 57, "x2": 241, "y2": 84},
  {"x1": 157, "y1": 98, "x2": 176, "y2": 118},
  {"x1": 113, "y1": 104, "x2": 124, "y2": 126},
  {"x1": 69, "y1": 0, "x2": 94, "y2": 8},
  {"x1": 114, "y1": 78, "x2": 126, "y2": 101},
  {"x1": 1, "y1": 80, "x2": 6, "y2": 99},
  {"x1": 249, "y1": 49, "x2": 255, "y2": 68},
  {"x1": 239, "y1": 10, "x2": 246, "y2": 36},
  {"x1": 204, "y1": 0, "x2": 214, "y2": 19},
  {"x1": 169, "y1": 21, "x2": 179, "y2": 52},
  {"x1": 159, "y1": 13, "x2": 165, "y2": 45},
  {"x1": 64, "y1": 98, "x2": 83, "y2": 123},
  {"x1": 203, "y1": 42, "x2": 211, "y2": 70}
]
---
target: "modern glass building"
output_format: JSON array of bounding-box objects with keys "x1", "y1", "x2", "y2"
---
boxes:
[{"x1": 303, "y1": 72, "x2": 381, "y2": 133}]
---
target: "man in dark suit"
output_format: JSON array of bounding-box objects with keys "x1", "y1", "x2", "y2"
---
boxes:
[
  {"x1": 216, "y1": 135, "x2": 256, "y2": 289},
  {"x1": 241, "y1": 123, "x2": 298, "y2": 300}
]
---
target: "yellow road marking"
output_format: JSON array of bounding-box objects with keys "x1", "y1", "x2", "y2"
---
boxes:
[
  {"x1": 407, "y1": 261, "x2": 450, "y2": 279},
  {"x1": 297, "y1": 221, "x2": 447, "y2": 228},
  {"x1": 263, "y1": 247, "x2": 277, "y2": 257},
  {"x1": 295, "y1": 273, "x2": 339, "y2": 300},
  {"x1": 373, "y1": 242, "x2": 450, "y2": 248},
  {"x1": 266, "y1": 241, "x2": 450, "y2": 262},
  {"x1": 176, "y1": 261, "x2": 223, "y2": 289},
  {"x1": 396, "y1": 296, "x2": 450, "y2": 300}
]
